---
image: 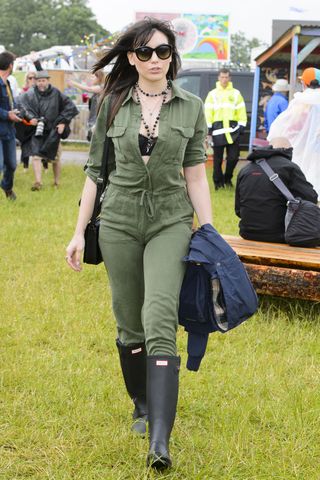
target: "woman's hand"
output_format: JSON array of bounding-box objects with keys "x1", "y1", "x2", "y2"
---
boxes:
[
  {"x1": 65, "y1": 233, "x2": 85, "y2": 272},
  {"x1": 65, "y1": 174, "x2": 97, "y2": 272}
]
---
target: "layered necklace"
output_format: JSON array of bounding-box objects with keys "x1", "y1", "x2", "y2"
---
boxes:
[{"x1": 135, "y1": 80, "x2": 171, "y2": 154}]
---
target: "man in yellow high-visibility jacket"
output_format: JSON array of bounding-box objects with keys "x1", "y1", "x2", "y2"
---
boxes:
[{"x1": 205, "y1": 68, "x2": 247, "y2": 190}]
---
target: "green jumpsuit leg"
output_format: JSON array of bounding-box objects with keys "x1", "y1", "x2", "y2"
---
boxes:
[
  {"x1": 99, "y1": 225, "x2": 145, "y2": 345},
  {"x1": 99, "y1": 222, "x2": 191, "y2": 354},
  {"x1": 143, "y1": 223, "x2": 191, "y2": 356}
]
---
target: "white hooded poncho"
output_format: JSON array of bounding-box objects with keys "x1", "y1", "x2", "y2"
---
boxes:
[{"x1": 268, "y1": 88, "x2": 320, "y2": 197}]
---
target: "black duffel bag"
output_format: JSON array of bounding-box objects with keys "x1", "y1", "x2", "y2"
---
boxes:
[{"x1": 285, "y1": 198, "x2": 320, "y2": 247}]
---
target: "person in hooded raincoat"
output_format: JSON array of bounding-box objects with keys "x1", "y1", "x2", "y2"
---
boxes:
[
  {"x1": 267, "y1": 67, "x2": 320, "y2": 198},
  {"x1": 20, "y1": 70, "x2": 79, "y2": 190}
]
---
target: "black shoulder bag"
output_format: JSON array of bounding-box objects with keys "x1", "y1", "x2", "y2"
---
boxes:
[
  {"x1": 83, "y1": 108, "x2": 112, "y2": 264},
  {"x1": 257, "y1": 159, "x2": 320, "y2": 248}
]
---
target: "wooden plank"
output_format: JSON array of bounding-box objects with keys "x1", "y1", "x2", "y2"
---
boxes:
[
  {"x1": 223, "y1": 235, "x2": 320, "y2": 270},
  {"x1": 244, "y1": 264, "x2": 320, "y2": 301}
]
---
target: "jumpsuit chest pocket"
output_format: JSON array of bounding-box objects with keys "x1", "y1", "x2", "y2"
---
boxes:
[
  {"x1": 169, "y1": 126, "x2": 195, "y2": 163},
  {"x1": 107, "y1": 125, "x2": 131, "y2": 161},
  {"x1": 107, "y1": 125, "x2": 127, "y2": 137}
]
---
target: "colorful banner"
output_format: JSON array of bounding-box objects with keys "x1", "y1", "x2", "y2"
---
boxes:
[
  {"x1": 135, "y1": 12, "x2": 229, "y2": 61},
  {"x1": 180, "y1": 14, "x2": 229, "y2": 61}
]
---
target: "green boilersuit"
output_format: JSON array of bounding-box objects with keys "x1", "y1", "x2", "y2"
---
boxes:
[{"x1": 85, "y1": 82, "x2": 207, "y2": 356}]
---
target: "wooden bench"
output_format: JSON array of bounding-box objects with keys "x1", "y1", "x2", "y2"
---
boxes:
[{"x1": 222, "y1": 235, "x2": 320, "y2": 301}]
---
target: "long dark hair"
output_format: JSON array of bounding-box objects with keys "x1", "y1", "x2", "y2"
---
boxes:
[{"x1": 93, "y1": 18, "x2": 181, "y2": 124}]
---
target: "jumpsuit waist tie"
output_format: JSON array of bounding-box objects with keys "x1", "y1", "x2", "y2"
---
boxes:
[
  {"x1": 139, "y1": 189, "x2": 155, "y2": 220},
  {"x1": 106, "y1": 183, "x2": 187, "y2": 221}
]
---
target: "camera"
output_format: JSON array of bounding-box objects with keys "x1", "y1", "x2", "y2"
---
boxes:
[
  {"x1": 15, "y1": 107, "x2": 32, "y2": 122},
  {"x1": 35, "y1": 117, "x2": 45, "y2": 137}
]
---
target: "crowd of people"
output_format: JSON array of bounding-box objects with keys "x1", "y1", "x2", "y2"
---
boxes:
[
  {"x1": 235, "y1": 66, "x2": 320, "y2": 244},
  {"x1": 267, "y1": 67, "x2": 320, "y2": 198},
  {"x1": 201, "y1": 62, "x2": 319, "y2": 245},
  {"x1": 1, "y1": 48, "x2": 319, "y2": 223},
  {"x1": 0, "y1": 51, "x2": 104, "y2": 199}
]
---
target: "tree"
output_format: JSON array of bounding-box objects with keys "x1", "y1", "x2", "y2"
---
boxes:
[
  {"x1": 230, "y1": 31, "x2": 267, "y2": 68},
  {"x1": 0, "y1": 0, "x2": 110, "y2": 56}
]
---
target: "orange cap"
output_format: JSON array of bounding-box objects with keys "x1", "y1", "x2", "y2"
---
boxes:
[{"x1": 299, "y1": 67, "x2": 320, "y2": 86}]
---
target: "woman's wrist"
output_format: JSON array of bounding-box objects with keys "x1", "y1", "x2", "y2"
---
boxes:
[
  {"x1": 198, "y1": 220, "x2": 213, "y2": 227},
  {"x1": 74, "y1": 228, "x2": 85, "y2": 237}
]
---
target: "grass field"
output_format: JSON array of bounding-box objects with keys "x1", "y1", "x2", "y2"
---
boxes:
[{"x1": 1, "y1": 163, "x2": 320, "y2": 480}]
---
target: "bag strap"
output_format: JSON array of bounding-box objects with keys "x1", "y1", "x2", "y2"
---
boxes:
[
  {"x1": 256, "y1": 159, "x2": 297, "y2": 202},
  {"x1": 89, "y1": 97, "x2": 112, "y2": 222}
]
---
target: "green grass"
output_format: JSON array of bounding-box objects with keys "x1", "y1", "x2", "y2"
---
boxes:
[{"x1": 1, "y1": 164, "x2": 320, "y2": 479}]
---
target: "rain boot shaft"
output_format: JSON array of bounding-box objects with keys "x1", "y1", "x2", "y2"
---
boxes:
[
  {"x1": 147, "y1": 355, "x2": 180, "y2": 470},
  {"x1": 116, "y1": 339, "x2": 148, "y2": 435}
]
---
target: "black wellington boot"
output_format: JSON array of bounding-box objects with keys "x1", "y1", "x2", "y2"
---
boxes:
[
  {"x1": 146, "y1": 355, "x2": 180, "y2": 470},
  {"x1": 116, "y1": 339, "x2": 148, "y2": 435}
]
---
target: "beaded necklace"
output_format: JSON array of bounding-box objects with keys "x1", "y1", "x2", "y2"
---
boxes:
[
  {"x1": 135, "y1": 81, "x2": 171, "y2": 154},
  {"x1": 136, "y1": 80, "x2": 170, "y2": 97}
]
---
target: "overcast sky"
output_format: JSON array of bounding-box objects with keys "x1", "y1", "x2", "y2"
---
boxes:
[{"x1": 88, "y1": 0, "x2": 320, "y2": 44}]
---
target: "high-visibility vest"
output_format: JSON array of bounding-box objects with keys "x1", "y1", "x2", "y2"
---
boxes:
[{"x1": 204, "y1": 81, "x2": 247, "y2": 144}]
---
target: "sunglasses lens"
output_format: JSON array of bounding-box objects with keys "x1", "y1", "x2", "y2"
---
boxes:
[
  {"x1": 134, "y1": 44, "x2": 172, "y2": 62},
  {"x1": 156, "y1": 45, "x2": 172, "y2": 60},
  {"x1": 135, "y1": 47, "x2": 152, "y2": 62}
]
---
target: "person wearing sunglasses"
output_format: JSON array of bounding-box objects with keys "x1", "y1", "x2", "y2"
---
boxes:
[
  {"x1": 22, "y1": 72, "x2": 36, "y2": 92},
  {"x1": 66, "y1": 18, "x2": 212, "y2": 470}
]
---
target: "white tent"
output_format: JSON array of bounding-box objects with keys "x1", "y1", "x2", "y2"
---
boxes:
[{"x1": 15, "y1": 46, "x2": 76, "y2": 71}]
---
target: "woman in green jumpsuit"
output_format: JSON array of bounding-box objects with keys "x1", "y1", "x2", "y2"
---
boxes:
[{"x1": 66, "y1": 18, "x2": 212, "y2": 470}]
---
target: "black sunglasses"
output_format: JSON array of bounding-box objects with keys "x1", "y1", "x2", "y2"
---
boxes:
[{"x1": 133, "y1": 44, "x2": 172, "y2": 62}]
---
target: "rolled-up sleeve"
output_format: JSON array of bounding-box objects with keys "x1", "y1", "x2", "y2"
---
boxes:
[
  {"x1": 183, "y1": 100, "x2": 207, "y2": 168},
  {"x1": 85, "y1": 96, "x2": 109, "y2": 183}
]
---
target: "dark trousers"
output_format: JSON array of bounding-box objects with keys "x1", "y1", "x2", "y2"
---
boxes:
[
  {"x1": 0, "y1": 136, "x2": 17, "y2": 192},
  {"x1": 21, "y1": 151, "x2": 29, "y2": 169},
  {"x1": 213, "y1": 140, "x2": 240, "y2": 186}
]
